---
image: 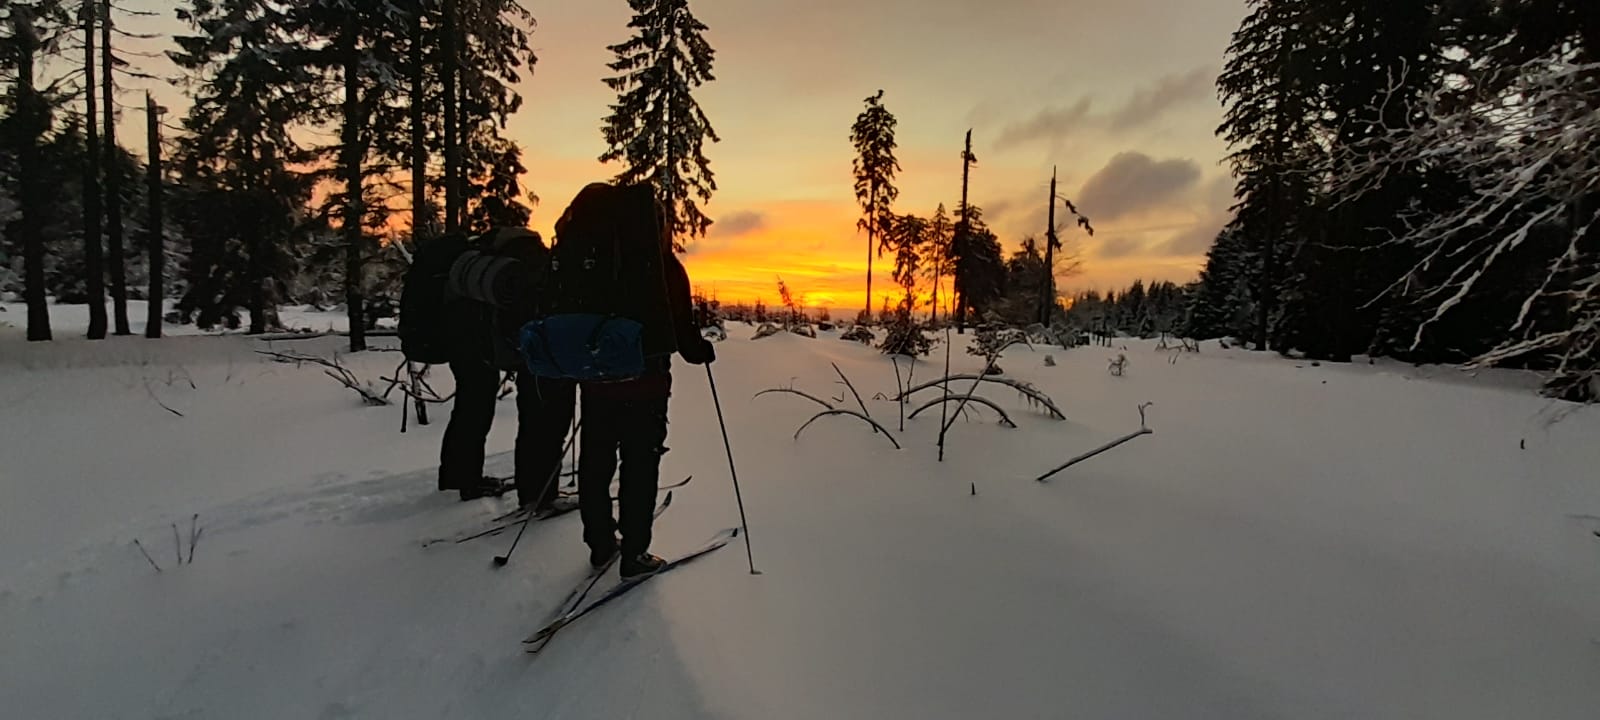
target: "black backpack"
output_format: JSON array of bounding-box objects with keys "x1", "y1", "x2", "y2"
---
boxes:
[
  {"x1": 521, "y1": 183, "x2": 675, "y2": 380},
  {"x1": 399, "y1": 232, "x2": 471, "y2": 365},
  {"x1": 400, "y1": 228, "x2": 547, "y2": 368}
]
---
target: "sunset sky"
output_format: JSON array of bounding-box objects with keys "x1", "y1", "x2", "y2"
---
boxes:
[{"x1": 123, "y1": 0, "x2": 1249, "y2": 312}]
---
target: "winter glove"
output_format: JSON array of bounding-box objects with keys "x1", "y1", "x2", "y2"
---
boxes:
[{"x1": 680, "y1": 337, "x2": 716, "y2": 365}]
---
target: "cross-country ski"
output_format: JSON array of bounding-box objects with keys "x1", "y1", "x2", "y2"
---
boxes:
[{"x1": 525, "y1": 527, "x2": 740, "y2": 653}]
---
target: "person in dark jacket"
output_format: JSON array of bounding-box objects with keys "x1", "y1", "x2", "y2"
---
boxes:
[
  {"x1": 576, "y1": 202, "x2": 716, "y2": 580},
  {"x1": 438, "y1": 227, "x2": 577, "y2": 510}
]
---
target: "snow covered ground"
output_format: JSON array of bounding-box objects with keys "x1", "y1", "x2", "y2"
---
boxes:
[{"x1": 3, "y1": 309, "x2": 1599, "y2": 719}]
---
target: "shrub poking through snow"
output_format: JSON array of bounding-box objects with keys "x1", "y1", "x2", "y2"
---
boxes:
[{"x1": 841, "y1": 325, "x2": 875, "y2": 344}]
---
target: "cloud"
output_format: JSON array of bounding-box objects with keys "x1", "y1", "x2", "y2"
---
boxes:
[
  {"x1": 1097, "y1": 235, "x2": 1146, "y2": 259},
  {"x1": 1077, "y1": 152, "x2": 1202, "y2": 221},
  {"x1": 1109, "y1": 66, "x2": 1217, "y2": 129},
  {"x1": 994, "y1": 98, "x2": 1094, "y2": 150},
  {"x1": 1161, "y1": 219, "x2": 1227, "y2": 256},
  {"x1": 993, "y1": 65, "x2": 1217, "y2": 149},
  {"x1": 714, "y1": 210, "x2": 768, "y2": 238},
  {"x1": 981, "y1": 199, "x2": 1015, "y2": 224}
]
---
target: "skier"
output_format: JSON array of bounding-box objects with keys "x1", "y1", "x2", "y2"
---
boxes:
[
  {"x1": 438, "y1": 226, "x2": 577, "y2": 511},
  {"x1": 567, "y1": 197, "x2": 716, "y2": 580}
]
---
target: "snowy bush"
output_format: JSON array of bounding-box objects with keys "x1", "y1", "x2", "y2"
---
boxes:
[{"x1": 878, "y1": 306, "x2": 931, "y2": 357}]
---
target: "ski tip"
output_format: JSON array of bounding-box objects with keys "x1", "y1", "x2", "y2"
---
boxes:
[{"x1": 663, "y1": 491, "x2": 674, "y2": 507}]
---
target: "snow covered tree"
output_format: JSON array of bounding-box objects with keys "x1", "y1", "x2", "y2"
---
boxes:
[
  {"x1": 1214, "y1": 0, "x2": 1321, "y2": 353},
  {"x1": 379, "y1": 0, "x2": 536, "y2": 239},
  {"x1": 1334, "y1": 51, "x2": 1599, "y2": 400},
  {"x1": 599, "y1": 0, "x2": 719, "y2": 249},
  {"x1": 292, "y1": 0, "x2": 409, "y2": 350},
  {"x1": 170, "y1": 0, "x2": 317, "y2": 334},
  {"x1": 851, "y1": 89, "x2": 899, "y2": 320}
]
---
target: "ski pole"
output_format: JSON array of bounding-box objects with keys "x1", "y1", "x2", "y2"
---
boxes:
[
  {"x1": 705, "y1": 364, "x2": 759, "y2": 574},
  {"x1": 494, "y1": 416, "x2": 581, "y2": 567}
]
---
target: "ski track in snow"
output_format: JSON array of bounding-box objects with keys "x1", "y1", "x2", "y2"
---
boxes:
[{"x1": 3, "y1": 312, "x2": 1600, "y2": 719}]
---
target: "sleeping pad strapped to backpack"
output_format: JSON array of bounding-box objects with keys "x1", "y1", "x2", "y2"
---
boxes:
[{"x1": 400, "y1": 228, "x2": 549, "y2": 370}]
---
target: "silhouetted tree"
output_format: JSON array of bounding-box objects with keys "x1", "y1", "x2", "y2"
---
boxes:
[{"x1": 600, "y1": 0, "x2": 718, "y2": 248}]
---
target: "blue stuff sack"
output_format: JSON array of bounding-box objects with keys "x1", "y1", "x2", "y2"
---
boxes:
[{"x1": 521, "y1": 314, "x2": 646, "y2": 381}]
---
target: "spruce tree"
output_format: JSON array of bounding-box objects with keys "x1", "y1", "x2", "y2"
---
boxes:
[
  {"x1": 922, "y1": 203, "x2": 952, "y2": 321},
  {"x1": 292, "y1": 0, "x2": 408, "y2": 350},
  {"x1": 889, "y1": 213, "x2": 927, "y2": 313},
  {"x1": 1, "y1": 1, "x2": 71, "y2": 341},
  {"x1": 850, "y1": 89, "x2": 899, "y2": 320},
  {"x1": 1215, "y1": 0, "x2": 1321, "y2": 352},
  {"x1": 600, "y1": 0, "x2": 719, "y2": 249},
  {"x1": 171, "y1": 0, "x2": 316, "y2": 334}
]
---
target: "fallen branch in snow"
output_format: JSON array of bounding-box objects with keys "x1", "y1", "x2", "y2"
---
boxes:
[
  {"x1": 908, "y1": 395, "x2": 1017, "y2": 428},
  {"x1": 257, "y1": 350, "x2": 389, "y2": 406},
  {"x1": 915, "y1": 393, "x2": 1011, "y2": 428},
  {"x1": 754, "y1": 388, "x2": 835, "y2": 411},
  {"x1": 831, "y1": 362, "x2": 875, "y2": 432},
  {"x1": 188, "y1": 514, "x2": 201, "y2": 564},
  {"x1": 794, "y1": 410, "x2": 901, "y2": 449},
  {"x1": 1036, "y1": 403, "x2": 1154, "y2": 482},
  {"x1": 132, "y1": 539, "x2": 162, "y2": 573},
  {"x1": 897, "y1": 375, "x2": 1065, "y2": 420},
  {"x1": 142, "y1": 377, "x2": 185, "y2": 417}
]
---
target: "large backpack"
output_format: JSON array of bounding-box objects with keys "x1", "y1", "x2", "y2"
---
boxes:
[
  {"x1": 521, "y1": 183, "x2": 675, "y2": 381},
  {"x1": 400, "y1": 228, "x2": 547, "y2": 369},
  {"x1": 399, "y1": 232, "x2": 471, "y2": 365}
]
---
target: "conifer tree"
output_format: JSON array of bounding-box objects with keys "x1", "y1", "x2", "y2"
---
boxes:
[
  {"x1": 851, "y1": 89, "x2": 899, "y2": 319},
  {"x1": 1, "y1": 0, "x2": 71, "y2": 341},
  {"x1": 600, "y1": 0, "x2": 719, "y2": 249},
  {"x1": 171, "y1": 0, "x2": 316, "y2": 334}
]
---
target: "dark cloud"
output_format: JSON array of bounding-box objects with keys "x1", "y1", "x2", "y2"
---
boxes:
[
  {"x1": 993, "y1": 65, "x2": 1216, "y2": 149},
  {"x1": 1077, "y1": 152, "x2": 1202, "y2": 221},
  {"x1": 714, "y1": 210, "x2": 768, "y2": 238}
]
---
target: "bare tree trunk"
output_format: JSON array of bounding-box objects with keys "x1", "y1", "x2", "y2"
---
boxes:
[
  {"x1": 242, "y1": 131, "x2": 266, "y2": 335},
  {"x1": 1040, "y1": 167, "x2": 1057, "y2": 326},
  {"x1": 442, "y1": 0, "x2": 460, "y2": 234},
  {"x1": 145, "y1": 93, "x2": 163, "y2": 338},
  {"x1": 954, "y1": 130, "x2": 973, "y2": 333},
  {"x1": 13, "y1": 11, "x2": 51, "y2": 341},
  {"x1": 82, "y1": 3, "x2": 107, "y2": 339},
  {"x1": 865, "y1": 182, "x2": 875, "y2": 322},
  {"x1": 341, "y1": 16, "x2": 367, "y2": 352},
  {"x1": 1257, "y1": 182, "x2": 1277, "y2": 352},
  {"x1": 102, "y1": 0, "x2": 128, "y2": 334},
  {"x1": 410, "y1": 0, "x2": 431, "y2": 237}
]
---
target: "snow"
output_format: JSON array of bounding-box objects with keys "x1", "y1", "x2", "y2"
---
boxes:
[{"x1": 3, "y1": 311, "x2": 1600, "y2": 719}]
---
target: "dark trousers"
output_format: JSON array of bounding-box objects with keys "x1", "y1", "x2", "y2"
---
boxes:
[
  {"x1": 577, "y1": 384, "x2": 669, "y2": 558},
  {"x1": 514, "y1": 372, "x2": 576, "y2": 508},
  {"x1": 439, "y1": 358, "x2": 575, "y2": 508}
]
